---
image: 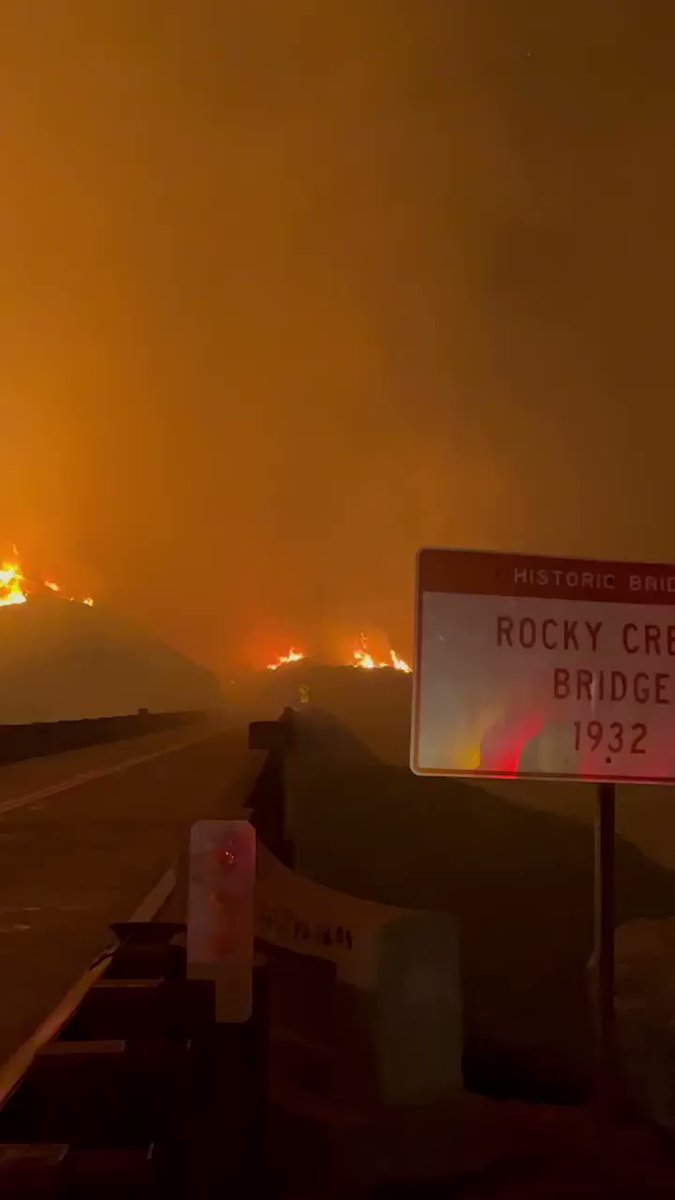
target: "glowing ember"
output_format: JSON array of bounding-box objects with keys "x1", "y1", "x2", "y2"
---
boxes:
[
  {"x1": 351, "y1": 634, "x2": 412, "y2": 673},
  {"x1": 267, "y1": 647, "x2": 305, "y2": 671},
  {"x1": 0, "y1": 549, "x2": 93, "y2": 609}
]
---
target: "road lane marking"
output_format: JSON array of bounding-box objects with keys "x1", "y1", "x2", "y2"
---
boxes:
[
  {"x1": 129, "y1": 866, "x2": 177, "y2": 922},
  {"x1": 0, "y1": 733, "x2": 209, "y2": 817},
  {"x1": 0, "y1": 866, "x2": 176, "y2": 1106}
]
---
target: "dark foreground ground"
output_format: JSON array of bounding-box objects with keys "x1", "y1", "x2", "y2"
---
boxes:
[{"x1": 0, "y1": 725, "x2": 256, "y2": 1066}]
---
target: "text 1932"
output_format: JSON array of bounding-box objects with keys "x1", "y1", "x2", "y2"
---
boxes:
[{"x1": 573, "y1": 720, "x2": 647, "y2": 756}]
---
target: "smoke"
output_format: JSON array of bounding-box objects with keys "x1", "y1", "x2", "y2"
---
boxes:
[{"x1": 1, "y1": 1, "x2": 673, "y2": 671}]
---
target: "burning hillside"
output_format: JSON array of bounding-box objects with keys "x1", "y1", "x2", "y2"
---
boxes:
[
  {"x1": 351, "y1": 633, "x2": 412, "y2": 673},
  {"x1": 0, "y1": 549, "x2": 93, "y2": 609},
  {"x1": 0, "y1": 548, "x2": 221, "y2": 723},
  {"x1": 266, "y1": 634, "x2": 411, "y2": 674},
  {"x1": 267, "y1": 648, "x2": 305, "y2": 671}
]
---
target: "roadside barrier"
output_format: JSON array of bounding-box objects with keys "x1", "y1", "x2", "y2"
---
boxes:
[
  {"x1": 0, "y1": 710, "x2": 209, "y2": 766},
  {"x1": 0, "y1": 703, "x2": 461, "y2": 1197}
]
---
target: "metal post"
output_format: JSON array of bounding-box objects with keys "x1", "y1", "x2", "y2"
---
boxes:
[{"x1": 594, "y1": 780, "x2": 615, "y2": 1151}]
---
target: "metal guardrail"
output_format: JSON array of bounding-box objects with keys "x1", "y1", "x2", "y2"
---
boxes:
[
  {"x1": 0, "y1": 758, "x2": 269, "y2": 1199},
  {"x1": 0, "y1": 880, "x2": 267, "y2": 1198},
  {"x1": 0, "y1": 710, "x2": 210, "y2": 767},
  {"x1": 0, "y1": 871, "x2": 178, "y2": 1111},
  {"x1": 0, "y1": 705, "x2": 333, "y2": 1197}
]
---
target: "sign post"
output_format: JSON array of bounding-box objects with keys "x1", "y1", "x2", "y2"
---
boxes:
[
  {"x1": 412, "y1": 548, "x2": 675, "y2": 1153},
  {"x1": 594, "y1": 780, "x2": 615, "y2": 1148}
]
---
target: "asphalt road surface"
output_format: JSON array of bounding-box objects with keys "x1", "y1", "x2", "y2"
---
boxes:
[{"x1": 0, "y1": 725, "x2": 259, "y2": 1066}]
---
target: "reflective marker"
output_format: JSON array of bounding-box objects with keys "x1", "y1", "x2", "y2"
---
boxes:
[{"x1": 187, "y1": 820, "x2": 255, "y2": 1022}]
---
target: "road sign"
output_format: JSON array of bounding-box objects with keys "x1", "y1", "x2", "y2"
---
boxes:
[{"x1": 412, "y1": 548, "x2": 675, "y2": 784}]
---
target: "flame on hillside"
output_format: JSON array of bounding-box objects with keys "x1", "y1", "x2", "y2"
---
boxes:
[
  {"x1": 0, "y1": 549, "x2": 94, "y2": 609},
  {"x1": 267, "y1": 647, "x2": 306, "y2": 671},
  {"x1": 265, "y1": 634, "x2": 412, "y2": 674},
  {"x1": 0, "y1": 561, "x2": 27, "y2": 607},
  {"x1": 352, "y1": 634, "x2": 412, "y2": 673},
  {"x1": 389, "y1": 649, "x2": 412, "y2": 673}
]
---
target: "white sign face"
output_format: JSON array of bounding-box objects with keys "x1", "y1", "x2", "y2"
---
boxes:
[{"x1": 412, "y1": 549, "x2": 675, "y2": 784}]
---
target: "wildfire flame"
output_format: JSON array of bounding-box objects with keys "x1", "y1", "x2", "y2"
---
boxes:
[
  {"x1": 389, "y1": 648, "x2": 413, "y2": 674},
  {"x1": 265, "y1": 636, "x2": 412, "y2": 674},
  {"x1": 0, "y1": 561, "x2": 27, "y2": 607},
  {"x1": 0, "y1": 549, "x2": 94, "y2": 609},
  {"x1": 352, "y1": 634, "x2": 412, "y2": 674},
  {"x1": 267, "y1": 647, "x2": 306, "y2": 671},
  {"x1": 353, "y1": 645, "x2": 377, "y2": 670}
]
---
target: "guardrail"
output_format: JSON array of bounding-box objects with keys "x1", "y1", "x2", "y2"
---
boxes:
[
  {"x1": 0, "y1": 710, "x2": 209, "y2": 766},
  {"x1": 0, "y1": 715, "x2": 271, "y2": 1198},
  {"x1": 0, "y1": 705, "x2": 460, "y2": 1196},
  {"x1": 0, "y1": 873, "x2": 267, "y2": 1197},
  {"x1": 246, "y1": 708, "x2": 466, "y2": 1195}
]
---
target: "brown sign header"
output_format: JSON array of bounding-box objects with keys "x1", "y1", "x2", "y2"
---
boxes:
[{"x1": 417, "y1": 549, "x2": 675, "y2": 606}]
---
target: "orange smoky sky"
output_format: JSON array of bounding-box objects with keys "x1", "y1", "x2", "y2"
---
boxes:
[{"x1": 1, "y1": 2, "x2": 675, "y2": 674}]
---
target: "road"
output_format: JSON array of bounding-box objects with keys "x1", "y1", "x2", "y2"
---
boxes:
[{"x1": 0, "y1": 725, "x2": 259, "y2": 1066}]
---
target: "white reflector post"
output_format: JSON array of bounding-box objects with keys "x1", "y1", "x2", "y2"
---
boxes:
[{"x1": 187, "y1": 820, "x2": 255, "y2": 1022}]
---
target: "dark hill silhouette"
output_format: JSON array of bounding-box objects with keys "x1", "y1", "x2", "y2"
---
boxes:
[{"x1": 0, "y1": 596, "x2": 222, "y2": 722}]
